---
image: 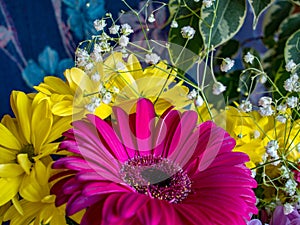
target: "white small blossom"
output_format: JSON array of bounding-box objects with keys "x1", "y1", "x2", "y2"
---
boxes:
[
  {"x1": 187, "y1": 89, "x2": 197, "y2": 100},
  {"x1": 99, "y1": 83, "x2": 106, "y2": 94},
  {"x1": 194, "y1": 0, "x2": 200, "y2": 2},
  {"x1": 181, "y1": 26, "x2": 196, "y2": 39},
  {"x1": 259, "y1": 74, "x2": 267, "y2": 84},
  {"x1": 109, "y1": 25, "x2": 120, "y2": 34},
  {"x1": 91, "y1": 96, "x2": 101, "y2": 107},
  {"x1": 76, "y1": 48, "x2": 89, "y2": 67},
  {"x1": 276, "y1": 114, "x2": 287, "y2": 123},
  {"x1": 119, "y1": 35, "x2": 129, "y2": 47},
  {"x1": 258, "y1": 96, "x2": 272, "y2": 108},
  {"x1": 277, "y1": 104, "x2": 287, "y2": 112},
  {"x1": 120, "y1": 23, "x2": 134, "y2": 36},
  {"x1": 283, "y1": 203, "x2": 294, "y2": 215},
  {"x1": 203, "y1": 0, "x2": 214, "y2": 8},
  {"x1": 286, "y1": 96, "x2": 298, "y2": 108},
  {"x1": 285, "y1": 179, "x2": 297, "y2": 196},
  {"x1": 285, "y1": 60, "x2": 297, "y2": 72},
  {"x1": 244, "y1": 52, "x2": 254, "y2": 64},
  {"x1": 112, "y1": 86, "x2": 119, "y2": 93},
  {"x1": 195, "y1": 95, "x2": 204, "y2": 107},
  {"x1": 102, "y1": 92, "x2": 112, "y2": 104},
  {"x1": 239, "y1": 100, "x2": 252, "y2": 112},
  {"x1": 284, "y1": 77, "x2": 294, "y2": 92},
  {"x1": 99, "y1": 32, "x2": 110, "y2": 41},
  {"x1": 280, "y1": 165, "x2": 290, "y2": 179},
  {"x1": 116, "y1": 61, "x2": 126, "y2": 71},
  {"x1": 99, "y1": 41, "x2": 111, "y2": 52},
  {"x1": 171, "y1": 20, "x2": 178, "y2": 28},
  {"x1": 85, "y1": 103, "x2": 96, "y2": 113},
  {"x1": 145, "y1": 53, "x2": 160, "y2": 65},
  {"x1": 297, "y1": 144, "x2": 300, "y2": 153},
  {"x1": 265, "y1": 140, "x2": 279, "y2": 158},
  {"x1": 220, "y1": 57, "x2": 235, "y2": 72},
  {"x1": 148, "y1": 14, "x2": 156, "y2": 23},
  {"x1": 251, "y1": 170, "x2": 256, "y2": 178},
  {"x1": 94, "y1": 19, "x2": 107, "y2": 31},
  {"x1": 91, "y1": 73, "x2": 101, "y2": 82},
  {"x1": 212, "y1": 82, "x2": 226, "y2": 95},
  {"x1": 85, "y1": 62, "x2": 94, "y2": 72},
  {"x1": 259, "y1": 105, "x2": 274, "y2": 116},
  {"x1": 253, "y1": 130, "x2": 260, "y2": 139}
]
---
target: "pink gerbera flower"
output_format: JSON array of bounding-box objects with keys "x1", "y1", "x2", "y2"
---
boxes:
[{"x1": 51, "y1": 98, "x2": 257, "y2": 225}]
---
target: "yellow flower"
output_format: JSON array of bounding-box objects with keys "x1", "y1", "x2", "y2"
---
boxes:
[
  {"x1": 0, "y1": 91, "x2": 70, "y2": 207},
  {"x1": 4, "y1": 161, "x2": 83, "y2": 225},
  {"x1": 224, "y1": 106, "x2": 300, "y2": 168},
  {"x1": 35, "y1": 52, "x2": 189, "y2": 120}
]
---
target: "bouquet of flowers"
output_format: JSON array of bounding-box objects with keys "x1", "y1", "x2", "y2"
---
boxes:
[{"x1": 0, "y1": 0, "x2": 299, "y2": 224}]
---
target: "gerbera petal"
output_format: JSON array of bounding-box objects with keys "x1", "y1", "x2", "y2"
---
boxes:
[
  {"x1": 135, "y1": 98, "x2": 155, "y2": 153},
  {"x1": 138, "y1": 199, "x2": 162, "y2": 225}
]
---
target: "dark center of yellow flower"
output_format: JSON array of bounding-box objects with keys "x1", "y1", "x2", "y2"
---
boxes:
[
  {"x1": 120, "y1": 155, "x2": 191, "y2": 203},
  {"x1": 19, "y1": 144, "x2": 35, "y2": 163}
]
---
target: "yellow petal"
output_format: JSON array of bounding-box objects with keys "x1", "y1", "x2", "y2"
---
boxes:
[
  {"x1": 0, "y1": 164, "x2": 24, "y2": 177},
  {"x1": 0, "y1": 176, "x2": 21, "y2": 206},
  {"x1": 12, "y1": 195, "x2": 24, "y2": 215},
  {"x1": 35, "y1": 160, "x2": 48, "y2": 185},
  {"x1": 1, "y1": 115, "x2": 27, "y2": 145},
  {"x1": 127, "y1": 54, "x2": 143, "y2": 79},
  {"x1": 10, "y1": 91, "x2": 32, "y2": 143},
  {"x1": 0, "y1": 123, "x2": 21, "y2": 149},
  {"x1": 94, "y1": 103, "x2": 113, "y2": 119},
  {"x1": 46, "y1": 116, "x2": 71, "y2": 143},
  {"x1": 0, "y1": 146, "x2": 18, "y2": 163},
  {"x1": 17, "y1": 154, "x2": 32, "y2": 175},
  {"x1": 44, "y1": 76, "x2": 73, "y2": 94},
  {"x1": 52, "y1": 101, "x2": 74, "y2": 116},
  {"x1": 31, "y1": 100, "x2": 52, "y2": 152}
]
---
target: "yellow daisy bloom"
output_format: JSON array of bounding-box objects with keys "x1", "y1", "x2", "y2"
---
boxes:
[
  {"x1": 0, "y1": 91, "x2": 70, "y2": 207},
  {"x1": 35, "y1": 52, "x2": 189, "y2": 120},
  {"x1": 4, "y1": 161, "x2": 83, "y2": 225},
  {"x1": 224, "y1": 106, "x2": 300, "y2": 168}
]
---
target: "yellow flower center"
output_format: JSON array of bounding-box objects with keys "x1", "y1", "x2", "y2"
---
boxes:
[{"x1": 19, "y1": 144, "x2": 35, "y2": 163}]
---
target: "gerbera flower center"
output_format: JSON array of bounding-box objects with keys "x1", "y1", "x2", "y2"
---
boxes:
[
  {"x1": 120, "y1": 155, "x2": 191, "y2": 203},
  {"x1": 19, "y1": 144, "x2": 35, "y2": 163}
]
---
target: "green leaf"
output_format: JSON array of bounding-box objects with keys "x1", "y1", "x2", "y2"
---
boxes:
[
  {"x1": 262, "y1": 1, "x2": 293, "y2": 38},
  {"x1": 273, "y1": 62, "x2": 289, "y2": 100},
  {"x1": 284, "y1": 29, "x2": 300, "y2": 64},
  {"x1": 199, "y1": 0, "x2": 246, "y2": 49},
  {"x1": 278, "y1": 13, "x2": 300, "y2": 40},
  {"x1": 291, "y1": 0, "x2": 300, "y2": 6},
  {"x1": 248, "y1": 0, "x2": 275, "y2": 29}
]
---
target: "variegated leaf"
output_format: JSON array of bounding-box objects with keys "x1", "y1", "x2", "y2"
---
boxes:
[
  {"x1": 199, "y1": 0, "x2": 246, "y2": 50},
  {"x1": 278, "y1": 13, "x2": 300, "y2": 40},
  {"x1": 248, "y1": 0, "x2": 275, "y2": 29},
  {"x1": 262, "y1": 1, "x2": 293, "y2": 38},
  {"x1": 284, "y1": 29, "x2": 300, "y2": 65}
]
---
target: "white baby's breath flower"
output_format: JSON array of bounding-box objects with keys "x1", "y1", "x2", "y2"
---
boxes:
[
  {"x1": 244, "y1": 52, "x2": 255, "y2": 64},
  {"x1": 91, "y1": 73, "x2": 101, "y2": 82},
  {"x1": 91, "y1": 96, "x2": 101, "y2": 107},
  {"x1": 171, "y1": 20, "x2": 178, "y2": 28},
  {"x1": 145, "y1": 53, "x2": 160, "y2": 65},
  {"x1": 285, "y1": 60, "x2": 297, "y2": 72},
  {"x1": 259, "y1": 105, "x2": 274, "y2": 116},
  {"x1": 102, "y1": 92, "x2": 112, "y2": 104},
  {"x1": 116, "y1": 62, "x2": 126, "y2": 71},
  {"x1": 94, "y1": 19, "x2": 107, "y2": 31},
  {"x1": 276, "y1": 114, "x2": 287, "y2": 123},
  {"x1": 195, "y1": 95, "x2": 204, "y2": 107},
  {"x1": 285, "y1": 179, "x2": 297, "y2": 196},
  {"x1": 280, "y1": 165, "x2": 290, "y2": 179},
  {"x1": 265, "y1": 140, "x2": 279, "y2": 158},
  {"x1": 187, "y1": 89, "x2": 197, "y2": 100},
  {"x1": 283, "y1": 203, "x2": 294, "y2": 215},
  {"x1": 121, "y1": 23, "x2": 134, "y2": 36},
  {"x1": 277, "y1": 104, "x2": 287, "y2": 112},
  {"x1": 239, "y1": 100, "x2": 252, "y2": 112},
  {"x1": 119, "y1": 35, "x2": 129, "y2": 47},
  {"x1": 84, "y1": 62, "x2": 94, "y2": 72},
  {"x1": 258, "y1": 96, "x2": 272, "y2": 108},
  {"x1": 181, "y1": 26, "x2": 196, "y2": 39},
  {"x1": 76, "y1": 48, "x2": 89, "y2": 67},
  {"x1": 85, "y1": 103, "x2": 96, "y2": 113},
  {"x1": 109, "y1": 25, "x2": 120, "y2": 35},
  {"x1": 212, "y1": 82, "x2": 226, "y2": 95},
  {"x1": 194, "y1": 0, "x2": 200, "y2": 2},
  {"x1": 220, "y1": 57, "x2": 234, "y2": 72},
  {"x1": 259, "y1": 74, "x2": 267, "y2": 84},
  {"x1": 148, "y1": 14, "x2": 156, "y2": 23},
  {"x1": 253, "y1": 130, "x2": 260, "y2": 139},
  {"x1": 203, "y1": 0, "x2": 214, "y2": 8},
  {"x1": 286, "y1": 96, "x2": 298, "y2": 108}
]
